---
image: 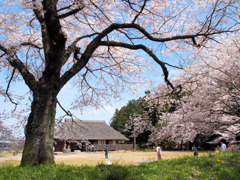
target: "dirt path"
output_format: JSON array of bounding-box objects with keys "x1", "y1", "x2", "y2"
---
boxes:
[{"x1": 0, "y1": 151, "x2": 211, "y2": 166}]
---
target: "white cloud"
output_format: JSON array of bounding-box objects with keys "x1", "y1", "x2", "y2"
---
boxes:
[
  {"x1": 169, "y1": 69, "x2": 181, "y2": 78},
  {"x1": 86, "y1": 105, "x2": 115, "y2": 115},
  {"x1": 103, "y1": 105, "x2": 115, "y2": 113}
]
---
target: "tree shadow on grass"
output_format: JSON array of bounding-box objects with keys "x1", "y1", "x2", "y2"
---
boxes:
[{"x1": 90, "y1": 164, "x2": 130, "y2": 180}]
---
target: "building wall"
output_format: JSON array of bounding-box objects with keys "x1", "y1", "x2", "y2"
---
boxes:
[
  {"x1": 54, "y1": 139, "x2": 132, "y2": 152},
  {"x1": 94, "y1": 144, "x2": 133, "y2": 151},
  {"x1": 96, "y1": 140, "x2": 118, "y2": 145},
  {"x1": 54, "y1": 139, "x2": 65, "y2": 152},
  {"x1": 97, "y1": 140, "x2": 105, "y2": 144}
]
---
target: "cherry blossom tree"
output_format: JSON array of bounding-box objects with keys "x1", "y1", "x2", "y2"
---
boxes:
[
  {"x1": 121, "y1": 96, "x2": 161, "y2": 147},
  {"x1": 0, "y1": 120, "x2": 24, "y2": 154},
  {"x1": 146, "y1": 34, "x2": 240, "y2": 146},
  {"x1": 0, "y1": 121, "x2": 13, "y2": 147},
  {"x1": 124, "y1": 113, "x2": 155, "y2": 148},
  {"x1": 0, "y1": 0, "x2": 239, "y2": 165}
]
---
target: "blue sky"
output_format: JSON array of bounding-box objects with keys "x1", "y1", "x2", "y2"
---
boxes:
[
  {"x1": 0, "y1": 0, "x2": 186, "y2": 137},
  {"x1": 0, "y1": 65, "x2": 180, "y2": 128},
  {"x1": 0, "y1": 24, "x2": 182, "y2": 137},
  {"x1": 56, "y1": 82, "x2": 143, "y2": 125},
  {"x1": 0, "y1": 79, "x2": 148, "y2": 138},
  {"x1": 0, "y1": 72, "x2": 148, "y2": 127},
  {"x1": 0, "y1": 60, "x2": 181, "y2": 139}
]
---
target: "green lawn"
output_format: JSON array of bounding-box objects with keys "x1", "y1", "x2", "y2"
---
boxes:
[{"x1": 0, "y1": 151, "x2": 239, "y2": 180}]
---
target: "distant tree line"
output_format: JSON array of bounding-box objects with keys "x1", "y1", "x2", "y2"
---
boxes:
[{"x1": 110, "y1": 93, "x2": 180, "y2": 150}]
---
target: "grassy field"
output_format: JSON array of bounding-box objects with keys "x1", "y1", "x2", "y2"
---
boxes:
[
  {"x1": 0, "y1": 150, "x2": 239, "y2": 179},
  {"x1": 0, "y1": 150, "x2": 210, "y2": 167}
]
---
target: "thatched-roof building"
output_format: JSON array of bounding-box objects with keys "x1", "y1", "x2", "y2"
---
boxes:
[{"x1": 54, "y1": 120, "x2": 132, "y2": 152}]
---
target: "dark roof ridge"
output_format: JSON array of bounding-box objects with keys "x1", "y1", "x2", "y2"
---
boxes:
[{"x1": 65, "y1": 119, "x2": 106, "y2": 123}]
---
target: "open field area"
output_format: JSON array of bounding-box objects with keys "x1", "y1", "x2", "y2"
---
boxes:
[
  {"x1": 0, "y1": 150, "x2": 211, "y2": 166},
  {"x1": 0, "y1": 151, "x2": 239, "y2": 179}
]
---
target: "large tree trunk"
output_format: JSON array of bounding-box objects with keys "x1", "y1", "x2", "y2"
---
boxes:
[{"x1": 21, "y1": 86, "x2": 57, "y2": 166}]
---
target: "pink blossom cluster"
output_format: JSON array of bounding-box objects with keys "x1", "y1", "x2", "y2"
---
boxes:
[{"x1": 144, "y1": 35, "x2": 240, "y2": 145}]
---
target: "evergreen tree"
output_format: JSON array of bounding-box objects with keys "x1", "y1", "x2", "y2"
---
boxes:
[{"x1": 110, "y1": 99, "x2": 143, "y2": 133}]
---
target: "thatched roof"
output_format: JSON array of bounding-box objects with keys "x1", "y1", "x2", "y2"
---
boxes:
[{"x1": 54, "y1": 119, "x2": 129, "y2": 141}]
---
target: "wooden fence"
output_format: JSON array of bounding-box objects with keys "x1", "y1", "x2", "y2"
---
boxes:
[{"x1": 92, "y1": 144, "x2": 133, "y2": 151}]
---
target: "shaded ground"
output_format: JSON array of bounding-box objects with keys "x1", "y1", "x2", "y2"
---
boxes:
[{"x1": 0, "y1": 150, "x2": 211, "y2": 166}]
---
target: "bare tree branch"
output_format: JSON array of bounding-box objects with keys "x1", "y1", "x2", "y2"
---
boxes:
[
  {"x1": 59, "y1": 22, "x2": 236, "y2": 89},
  {"x1": 132, "y1": 0, "x2": 148, "y2": 24},
  {"x1": 99, "y1": 40, "x2": 174, "y2": 89},
  {"x1": 20, "y1": 42, "x2": 43, "y2": 49},
  {"x1": 89, "y1": 0, "x2": 112, "y2": 23},
  {"x1": 63, "y1": 33, "x2": 99, "y2": 65},
  {"x1": 58, "y1": 5, "x2": 85, "y2": 19},
  {"x1": 6, "y1": 67, "x2": 18, "y2": 112},
  {"x1": 57, "y1": 99, "x2": 72, "y2": 117},
  {"x1": 121, "y1": 0, "x2": 138, "y2": 12},
  {"x1": 0, "y1": 44, "x2": 38, "y2": 91}
]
